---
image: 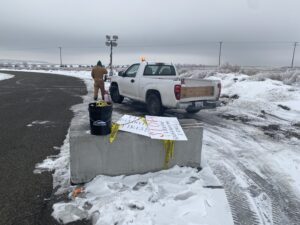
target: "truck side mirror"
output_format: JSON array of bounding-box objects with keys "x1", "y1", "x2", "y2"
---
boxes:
[{"x1": 118, "y1": 71, "x2": 124, "y2": 77}]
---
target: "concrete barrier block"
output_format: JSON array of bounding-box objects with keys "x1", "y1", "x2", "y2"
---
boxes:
[{"x1": 70, "y1": 114, "x2": 203, "y2": 184}]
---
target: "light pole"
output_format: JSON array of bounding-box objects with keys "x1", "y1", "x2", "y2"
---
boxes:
[{"x1": 105, "y1": 35, "x2": 118, "y2": 75}]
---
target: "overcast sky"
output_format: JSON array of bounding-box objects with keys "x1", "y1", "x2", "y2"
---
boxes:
[{"x1": 0, "y1": 0, "x2": 300, "y2": 66}]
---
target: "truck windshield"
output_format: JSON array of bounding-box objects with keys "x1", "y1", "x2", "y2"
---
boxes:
[{"x1": 143, "y1": 65, "x2": 176, "y2": 76}]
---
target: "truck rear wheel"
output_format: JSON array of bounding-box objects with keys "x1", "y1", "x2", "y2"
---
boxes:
[
  {"x1": 146, "y1": 93, "x2": 164, "y2": 116},
  {"x1": 110, "y1": 85, "x2": 124, "y2": 103},
  {"x1": 185, "y1": 108, "x2": 201, "y2": 114}
]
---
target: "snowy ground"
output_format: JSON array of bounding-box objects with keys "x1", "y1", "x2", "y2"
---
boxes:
[
  {"x1": 184, "y1": 71, "x2": 300, "y2": 225},
  {"x1": 51, "y1": 166, "x2": 233, "y2": 225},
  {"x1": 0, "y1": 72, "x2": 14, "y2": 81},
  {"x1": 2, "y1": 68, "x2": 300, "y2": 224}
]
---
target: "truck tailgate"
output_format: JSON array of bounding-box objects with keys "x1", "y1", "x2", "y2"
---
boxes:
[
  {"x1": 181, "y1": 86, "x2": 214, "y2": 98},
  {"x1": 180, "y1": 79, "x2": 220, "y2": 102}
]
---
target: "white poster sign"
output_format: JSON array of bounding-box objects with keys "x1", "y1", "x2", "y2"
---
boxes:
[
  {"x1": 146, "y1": 116, "x2": 188, "y2": 141},
  {"x1": 117, "y1": 115, "x2": 149, "y2": 137}
]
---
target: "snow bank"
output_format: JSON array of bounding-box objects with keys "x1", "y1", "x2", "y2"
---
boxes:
[
  {"x1": 180, "y1": 66, "x2": 300, "y2": 86},
  {"x1": 249, "y1": 70, "x2": 300, "y2": 86},
  {"x1": 35, "y1": 132, "x2": 72, "y2": 194},
  {"x1": 204, "y1": 73, "x2": 300, "y2": 125},
  {"x1": 179, "y1": 69, "x2": 216, "y2": 79},
  {"x1": 0, "y1": 73, "x2": 14, "y2": 81},
  {"x1": 52, "y1": 166, "x2": 232, "y2": 225}
]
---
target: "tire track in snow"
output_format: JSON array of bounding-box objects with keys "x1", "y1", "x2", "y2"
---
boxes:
[
  {"x1": 233, "y1": 124, "x2": 300, "y2": 225},
  {"x1": 211, "y1": 163, "x2": 261, "y2": 225},
  {"x1": 215, "y1": 142, "x2": 300, "y2": 225},
  {"x1": 242, "y1": 166, "x2": 300, "y2": 225},
  {"x1": 190, "y1": 112, "x2": 300, "y2": 225}
]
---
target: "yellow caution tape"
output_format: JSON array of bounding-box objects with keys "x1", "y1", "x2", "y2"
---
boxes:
[
  {"x1": 140, "y1": 117, "x2": 147, "y2": 125},
  {"x1": 109, "y1": 116, "x2": 145, "y2": 143},
  {"x1": 163, "y1": 140, "x2": 175, "y2": 169},
  {"x1": 110, "y1": 123, "x2": 120, "y2": 143},
  {"x1": 109, "y1": 117, "x2": 175, "y2": 169},
  {"x1": 96, "y1": 100, "x2": 108, "y2": 107}
]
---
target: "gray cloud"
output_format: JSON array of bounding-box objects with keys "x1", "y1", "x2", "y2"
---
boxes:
[{"x1": 0, "y1": 0, "x2": 299, "y2": 66}]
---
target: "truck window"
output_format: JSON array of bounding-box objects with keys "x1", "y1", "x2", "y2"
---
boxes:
[
  {"x1": 125, "y1": 64, "x2": 140, "y2": 77},
  {"x1": 143, "y1": 65, "x2": 176, "y2": 76}
]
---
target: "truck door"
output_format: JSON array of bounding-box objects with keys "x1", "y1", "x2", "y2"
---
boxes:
[{"x1": 119, "y1": 63, "x2": 140, "y2": 99}]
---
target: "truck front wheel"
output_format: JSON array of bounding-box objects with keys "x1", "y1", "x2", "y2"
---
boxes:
[
  {"x1": 146, "y1": 93, "x2": 164, "y2": 116},
  {"x1": 110, "y1": 85, "x2": 124, "y2": 103}
]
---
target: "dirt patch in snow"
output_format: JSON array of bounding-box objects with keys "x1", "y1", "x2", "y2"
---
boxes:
[
  {"x1": 219, "y1": 94, "x2": 240, "y2": 106},
  {"x1": 219, "y1": 114, "x2": 300, "y2": 140},
  {"x1": 219, "y1": 114, "x2": 251, "y2": 123},
  {"x1": 220, "y1": 94, "x2": 239, "y2": 99},
  {"x1": 292, "y1": 122, "x2": 300, "y2": 128},
  {"x1": 277, "y1": 104, "x2": 290, "y2": 111},
  {"x1": 261, "y1": 124, "x2": 280, "y2": 131},
  {"x1": 260, "y1": 124, "x2": 300, "y2": 140}
]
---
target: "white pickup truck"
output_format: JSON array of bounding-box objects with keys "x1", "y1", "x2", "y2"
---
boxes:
[{"x1": 109, "y1": 62, "x2": 221, "y2": 115}]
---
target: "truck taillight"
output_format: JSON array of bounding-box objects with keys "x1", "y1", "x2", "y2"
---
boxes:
[
  {"x1": 217, "y1": 83, "x2": 221, "y2": 98},
  {"x1": 174, "y1": 85, "x2": 181, "y2": 100}
]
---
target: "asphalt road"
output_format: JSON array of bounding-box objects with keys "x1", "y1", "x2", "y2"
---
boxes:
[{"x1": 0, "y1": 71, "x2": 87, "y2": 225}]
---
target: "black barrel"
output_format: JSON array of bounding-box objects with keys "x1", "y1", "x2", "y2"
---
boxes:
[{"x1": 88, "y1": 102, "x2": 113, "y2": 135}]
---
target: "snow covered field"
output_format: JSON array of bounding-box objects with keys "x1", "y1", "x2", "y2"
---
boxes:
[{"x1": 2, "y1": 68, "x2": 300, "y2": 224}]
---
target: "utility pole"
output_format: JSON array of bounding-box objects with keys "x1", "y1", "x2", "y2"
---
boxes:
[
  {"x1": 291, "y1": 42, "x2": 297, "y2": 68},
  {"x1": 105, "y1": 35, "x2": 118, "y2": 76},
  {"x1": 218, "y1": 41, "x2": 223, "y2": 67},
  {"x1": 59, "y1": 47, "x2": 63, "y2": 67},
  {"x1": 110, "y1": 42, "x2": 113, "y2": 71}
]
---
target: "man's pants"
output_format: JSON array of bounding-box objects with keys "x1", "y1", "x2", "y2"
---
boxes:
[{"x1": 94, "y1": 80, "x2": 105, "y2": 100}]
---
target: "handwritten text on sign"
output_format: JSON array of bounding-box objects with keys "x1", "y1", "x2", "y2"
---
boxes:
[
  {"x1": 146, "y1": 116, "x2": 188, "y2": 141},
  {"x1": 117, "y1": 115, "x2": 149, "y2": 137}
]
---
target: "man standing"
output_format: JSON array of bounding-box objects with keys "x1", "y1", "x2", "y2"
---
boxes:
[{"x1": 91, "y1": 60, "x2": 108, "y2": 100}]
